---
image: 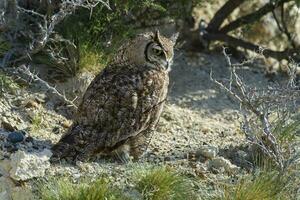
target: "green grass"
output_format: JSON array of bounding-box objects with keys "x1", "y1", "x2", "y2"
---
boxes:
[
  {"x1": 39, "y1": 167, "x2": 197, "y2": 200},
  {"x1": 30, "y1": 113, "x2": 43, "y2": 132},
  {"x1": 78, "y1": 44, "x2": 108, "y2": 74},
  {"x1": 134, "y1": 167, "x2": 196, "y2": 200},
  {"x1": 218, "y1": 171, "x2": 290, "y2": 200},
  {"x1": 40, "y1": 177, "x2": 130, "y2": 200},
  {"x1": 0, "y1": 72, "x2": 20, "y2": 95}
]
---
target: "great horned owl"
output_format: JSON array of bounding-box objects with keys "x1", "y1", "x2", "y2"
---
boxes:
[{"x1": 51, "y1": 31, "x2": 178, "y2": 163}]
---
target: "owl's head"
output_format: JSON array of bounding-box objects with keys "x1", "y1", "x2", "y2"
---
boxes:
[
  {"x1": 114, "y1": 31, "x2": 178, "y2": 72},
  {"x1": 144, "y1": 31, "x2": 178, "y2": 71}
]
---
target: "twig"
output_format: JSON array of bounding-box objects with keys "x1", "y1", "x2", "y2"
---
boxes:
[
  {"x1": 209, "y1": 47, "x2": 300, "y2": 170},
  {"x1": 17, "y1": 65, "x2": 78, "y2": 109},
  {"x1": 203, "y1": 32, "x2": 300, "y2": 61}
]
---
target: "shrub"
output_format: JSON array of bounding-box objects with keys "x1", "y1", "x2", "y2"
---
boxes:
[{"x1": 134, "y1": 167, "x2": 196, "y2": 200}]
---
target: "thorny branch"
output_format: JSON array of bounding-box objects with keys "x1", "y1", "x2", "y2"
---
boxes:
[
  {"x1": 18, "y1": 65, "x2": 78, "y2": 108},
  {"x1": 210, "y1": 47, "x2": 300, "y2": 170}
]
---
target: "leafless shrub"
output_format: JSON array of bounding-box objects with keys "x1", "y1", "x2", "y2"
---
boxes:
[
  {"x1": 211, "y1": 47, "x2": 300, "y2": 171},
  {"x1": 0, "y1": 0, "x2": 110, "y2": 107}
]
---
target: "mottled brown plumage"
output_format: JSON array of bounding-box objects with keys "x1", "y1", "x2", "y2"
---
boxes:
[{"x1": 51, "y1": 31, "x2": 178, "y2": 162}]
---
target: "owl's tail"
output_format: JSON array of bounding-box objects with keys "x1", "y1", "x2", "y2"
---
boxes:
[{"x1": 50, "y1": 124, "x2": 81, "y2": 163}]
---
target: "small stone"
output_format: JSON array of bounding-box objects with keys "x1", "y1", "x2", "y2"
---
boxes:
[
  {"x1": 7, "y1": 131, "x2": 25, "y2": 143},
  {"x1": 24, "y1": 136, "x2": 33, "y2": 143},
  {"x1": 9, "y1": 149, "x2": 52, "y2": 181},
  {"x1": 52, "y1": 127, "x2": 60, "y2": 134},
  {"x1": 196, "y1": 145, "x2": 218, "y2": 159},
  {"x1": 24, "y1": 100, "x2": 39, "y2": 108},
  {"x1": 208, "y1": 157, "x2": 240, "y2": 174},
  {"x1": 6, "y1": 145, "x2": 18, "y2": 153},
  {"x1": 62, "y1": 120, "x2": 72, "y2": 128},
  {"x1": 1, "y1": 121, "x2": 15, "y2": 132}
]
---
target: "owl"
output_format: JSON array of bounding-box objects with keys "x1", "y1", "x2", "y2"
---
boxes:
[{"x1": 51, "y1": 31, "x2": 178, "y2": 163}]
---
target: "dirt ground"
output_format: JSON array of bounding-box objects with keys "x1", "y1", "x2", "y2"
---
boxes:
[{"x1": 0, "y1": 51, "x2": 286, "y2": 198}]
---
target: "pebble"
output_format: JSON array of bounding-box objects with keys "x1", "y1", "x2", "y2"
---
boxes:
[
  {"x1": 1, "y1": 121, "x2": 15, "y2": 132},
  {"x1": 52, "y1": 127, "x2": 60, "y2": 134},
  {"x1": 62, "y1": 120, "x2": 72, "y2": 128},
  {"x1": 7, "y1": 131, "x2": 25, "y2": 143},
  {"x1": 208, "y1": 157, "x2": 240, "y2": 174},
  {"x1": 196, "y1": 145, "x2": 219, "y2": 160}
]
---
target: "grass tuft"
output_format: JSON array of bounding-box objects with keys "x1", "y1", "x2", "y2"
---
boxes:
[
  {"x1": 218, "y1": 171, "x2": 289, "y2": 200},
  {"x1": 30, "y1": 113, "x2": 43, "y2": 132},
  {"x1": 40, "y1": 177, "x2": 130, "y2": 200},
  {"x1": 0, "y1": 72, "x2": 20, "y2": 95},
  {"x1": 134, "y1": 167, "x2": 196, "y2": 200}
]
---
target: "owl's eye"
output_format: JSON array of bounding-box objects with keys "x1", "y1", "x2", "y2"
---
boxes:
[{"x1": 152, "y1": 48, "x2": 163, "y2": 56}]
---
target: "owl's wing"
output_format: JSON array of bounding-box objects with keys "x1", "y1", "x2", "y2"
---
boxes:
[{"x1": 73, "y1": 69, "x2": 162, "y2": 149}]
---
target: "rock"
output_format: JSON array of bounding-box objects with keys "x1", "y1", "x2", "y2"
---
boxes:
[
  {"x1": 196, "y1": 145, "x2": 218, "y2": 159},
  {"x1": 7, "y1": 131, "x2": 25, "y2": 143},
  {"x1": 11, "y1": 187, "x2": 33, "y2": 200},
  {"x1": 24, "y1": 99, "x2": 39, "y2": 108},
  {"x1": 208, "y1": 157, "x2": 240, "y2": 174},
  {"x1": 1, "y1": 121, "x2": 15, "y2": 132},
  {"x1": 0, "y1": 177, "x2": 14, "y2": 200},
  {"x1": 9, "y1": 149, "x2": 52, "y2": 181},
  {"x1": 52, "y1": 127, "x2": 60, "y2": 134},
  {"x1": 62, "y1": 120, "x2": 72, "y2": 128},
  {"x1": 0, "y1": 176, "x2": 33, "y2": 200},
  {"x1": 0, "y1": 191, "x2": 9, "y2": 200}
]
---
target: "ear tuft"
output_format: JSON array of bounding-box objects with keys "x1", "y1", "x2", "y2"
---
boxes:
[{"x1": 155, "y1": 30, "x2": 161, "y2": 39}]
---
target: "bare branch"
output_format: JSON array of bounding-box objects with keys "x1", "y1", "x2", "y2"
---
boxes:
[
  {"x1": 210, "y1": 47, "x2": 300, "y2": 170},
  {"x1": 203, "y1": 32, "x2": 300, "y2": 62},
  {"x1": 17, "y1": 65, "x2": 78, "y2": 109},
  {"x1": 219, "y1": 0, "x2": 292, "y2": 33},
  {"x1": 206, "y1": 0, "x2": 245, "y2": 32}
]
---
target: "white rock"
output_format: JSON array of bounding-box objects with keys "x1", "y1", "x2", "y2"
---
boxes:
[
  {"x1": 9, "y1": 149, "x2": 52, "y2": 181},
  {"x1": 11, "y1": 187, "x2": 33, "y2": 200},
  {"x1": 0, "y1": 191, "x2": 10, "y2": 200},
  {"x1": 0, "y1": 159, "x2": 12, "y2": 176},
  {"x1": 0, "y1": 176, "x2": 14, "y2": 200},
  {"x1": 208, "y1": 157, "x2": 239, "y2": 174},
  {"x1": 0, "y1": 176, "x2": 33, "y2": 200},
  {"x1": 196, "y1": 145, "x2": 219, "y2": 159}
]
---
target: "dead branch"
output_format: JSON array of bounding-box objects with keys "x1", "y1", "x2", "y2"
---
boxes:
[
  {"x1": 203, "y1": 32, "x2": 300, "y2": 61},
  {"x1": 0, "y1": 0, "x2": 110, "y2": 68},
  {"x1": 210, "y1": 47, "x2": 300, "y2": 170},
  {"x1": 206, "y1": 0, "x2": 245, "y2": 32},
  {"x1": 17, "y1": 65, "x2": 78, "y2": 108},
  {"x1": 219, "y1": 0, "x2": 292, "y2": 33},
  {"x1": 199, "y1": 0, "x2": 299, "y2": 63}
]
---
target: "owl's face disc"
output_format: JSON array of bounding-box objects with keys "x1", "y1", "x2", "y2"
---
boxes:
[{"x1": 144, "y1": 31, "x2": 178, "y2": 72}]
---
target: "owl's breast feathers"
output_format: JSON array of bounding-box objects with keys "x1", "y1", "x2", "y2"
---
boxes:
[{"x1": 63, "y1": 66, "x2": 169, "y2": 152}]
